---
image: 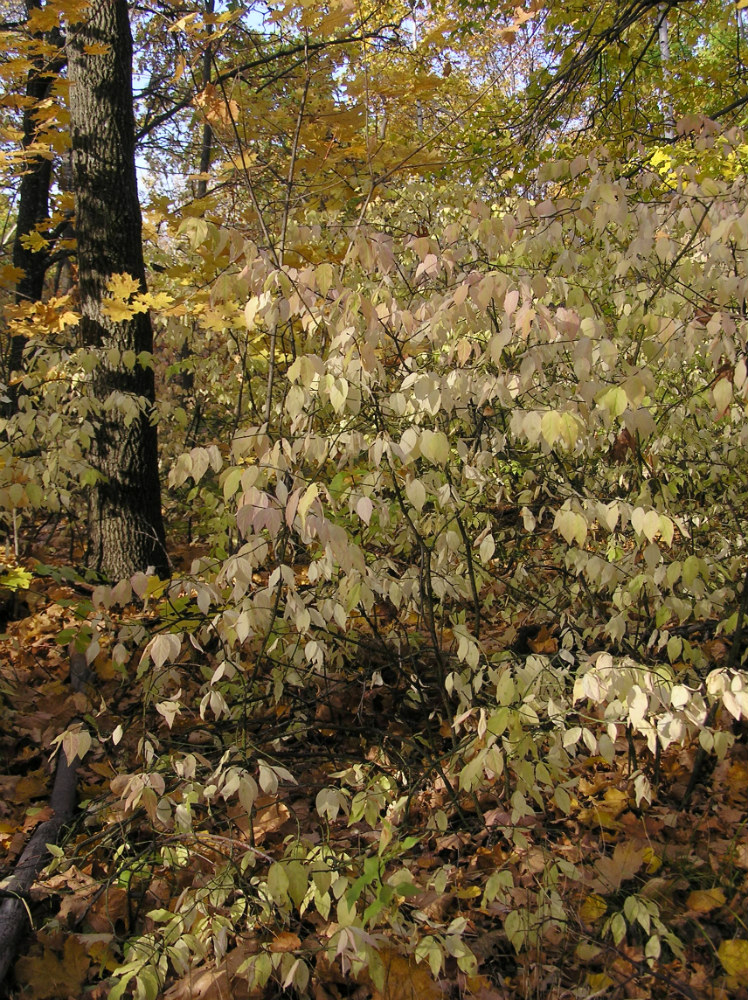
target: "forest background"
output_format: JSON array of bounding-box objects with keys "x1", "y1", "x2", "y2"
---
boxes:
[{"x1": 1, "y1": 0, "x2": 748, "y2": 998}]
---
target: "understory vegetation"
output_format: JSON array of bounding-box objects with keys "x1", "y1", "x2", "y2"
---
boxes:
[{"x1": 1, "y1": 1, "x2": 748, "y2": 997}]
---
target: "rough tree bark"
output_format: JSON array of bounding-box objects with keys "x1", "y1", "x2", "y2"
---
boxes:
[
  {"x1": 67, "y1": 0, "x2": 168, "y2": 579},
  {"x1": 5, "y1": 0, "x2": 65, "y2": 412}
]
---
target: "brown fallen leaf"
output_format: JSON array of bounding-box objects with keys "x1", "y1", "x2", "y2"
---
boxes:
[
  {"x1": 22, "y1": 804, "x2": 52, "y2": 830},
  {"x1": 14, "y1": 936, "x2": 91, "y2": 999},
  {"x1": 13, "y1": 770, "x2": 49, "y2": 802},
  {"x1": 88, "y1": 885, "x2": 131, "y2": 933},
  {"x1": 253, "y1": 798, "x2": 292, "y2": 841},
  {"x1": 527, "y1": 625, "x2": 558, "y2": 654},
  {"x1": 591, "y1": 842, "x2": 645, "y2": 893},
  {"x1": 369, "y1": 949, "x2": 443, "y2": 1000},
  {"x1": 269, "y1": 931, "x2": 302, "y2": 952},
  {"x1": 687, "y1": 887, "x2": 726, "y2": 913}
]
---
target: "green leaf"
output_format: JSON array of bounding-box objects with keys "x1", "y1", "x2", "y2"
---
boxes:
[
  {"x1": 286, "y1": 860, "x2": 308, "y2": 908},
  {"x1": 267, "y1": 862, "x2": 290, "y2": 904},
  {"x1": 598, "y1": 386, "x2": 628, "y2": 417},
  {"x1": 419, "y1": 429, "x2": 450, "y2": 464},
  {"x1": 0, "y1": 566, "x2": 32, "y2": 591}
]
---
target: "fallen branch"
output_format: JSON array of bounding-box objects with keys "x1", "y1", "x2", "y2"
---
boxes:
[{"x1": 0, "y1": 654, "x2": 86, "y2": 989}]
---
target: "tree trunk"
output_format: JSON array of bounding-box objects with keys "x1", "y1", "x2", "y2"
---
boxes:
[
  {"x1": 67, "y1": 0, "x2": 168, "y2": 579},
  {"x1": 657, "y1": 5, "x2": 675, "y2": 140},
  {"x1": 195, "y1": 0, "x2": 215, "y2": 201},
  {"x1": 5, "y1": 0, "x2": 64, "y2": 412}
]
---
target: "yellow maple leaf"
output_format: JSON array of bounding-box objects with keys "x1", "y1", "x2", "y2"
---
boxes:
[
  {"x1": 48, "y1": 129, "x2": 70, "y2": 154},
  {"x1": 718, "y1": 939, "x2": 748, "y2": 984},
  {"x1": 107, "y1": 272, "x2": 141, "y2": 298},
  {"x1": 0, "y1": 264, "x2": 24, "y2": 284},
  {"x1": 20, "y1": 230, "x2": 49, "y2": 253},
  {"x1": 102, "y1": 299, "x2": 137, "y2": 322},
  {"x1": 57, "y1": 310, "x2": 80, "y2": 330},
  {"x1": 27, "y1": 5, "x2": 60, "y2": 31},
  {"x1": 135, "y1": 291, "x2": 173, "y2": 310}
]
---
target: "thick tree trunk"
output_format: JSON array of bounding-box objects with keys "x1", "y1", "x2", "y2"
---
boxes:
[{"x1": 67, "y1": 0, "x2": 168, "y2": 579}]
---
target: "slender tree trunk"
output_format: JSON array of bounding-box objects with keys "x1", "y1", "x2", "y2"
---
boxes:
[
  {"x1": 67, "y1": 0, "x2": 168, "y2": 579},
  {"x1": 195, "y1": 0, "x2": 215, "y2": 201},
  {"x1": 657, "y1": 5, "x2": 675, "y2": 139},
  {"x1": 410, "y1": 0, "x2": 423, "y2": 132},
  {"x1": 6, "y1": 0, "x2": 63, "y2": 411}
]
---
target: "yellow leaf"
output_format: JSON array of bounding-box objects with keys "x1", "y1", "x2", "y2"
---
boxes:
[
  {"x1": 20, "y1": 230, "x2": 49, "y2": 253},
  {"x1": 587, "y1": 972, "x2": 614, "y2": 992},
  {"x1": 26, "y1": 5, "x2": 60, "y2": 31},
  {"x1": 602, "y1": 787, "x2": 629, "y2": 816},
  {"x1": 57, "y1": 310, "x2": 80, "y2": 331},
  {"x1": 107, "y1": 272, "x2": 141, "y2": 298},
  {"x1": 643, "y1": 846, "x2": 661, "y2": 873},
  {"x1": 136, "y1": 291, "x2": 173, "y2": 310},
  {"x1": 580, "y1": 893, "x2": 607, "y2": 923},
  {"x1": 455, "y1": 885, "x2": 481, "y2": 899},
  {"x1": 101, "y1": 299, "x2": 136, "y2": 322},
  {"x1": 0, "y1": 264, "x2": 24, "y2": 284},
  {"x1": 718, "y1": 939, "x2": 748, "y2": 984},
  {"x1": 687, "y1": 888, "x2": 725, "y2": 913}
]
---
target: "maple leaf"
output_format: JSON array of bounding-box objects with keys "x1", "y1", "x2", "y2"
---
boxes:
[
  {"x1": 0, "y1": 264, "x2": 25, "y2": 284},
  {"x1": 101, "y1": 299, "x2": 137, "y2": 322},
  {"x1": 106, "y1": 272, "x2": 141, "y2": 298},
  {"x1": 136, "y1": 291, "x2": 174, "y2": 310},
  {"x1": 14, "y1": 937, "x2": 90, "y2": 998},
  {"x1": 26, "y1": 5, "x2": 60, "y2": 31},
  {"x1": 19, "y1": 231, "x2": 49, "y2": 253},
  {"x1": 591, "y1": 842, "x2": 645, "y2": 892}
]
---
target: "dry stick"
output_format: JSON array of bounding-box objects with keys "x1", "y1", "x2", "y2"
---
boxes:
[
  {"x1": 682, "y1": 561, "x2": 748, "y2": 807},
  {"x1": 0, "y1": 651, "x2": 88, "y2": 987}
]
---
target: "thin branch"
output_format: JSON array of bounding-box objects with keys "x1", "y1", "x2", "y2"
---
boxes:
[
  {"x1": 135, "y1": 27, "x2": 397, "y2": 141},
  {"x1": 279, "y1": 40, "x2": 310, "y2": 265}
]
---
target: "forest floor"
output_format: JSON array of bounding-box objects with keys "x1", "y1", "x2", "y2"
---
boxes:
[{"x1": 1, "y1": 545, "x2": 747, "y2": 1000}]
